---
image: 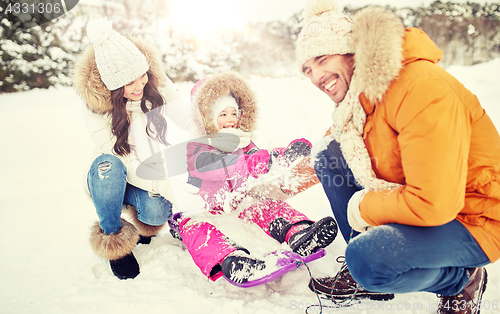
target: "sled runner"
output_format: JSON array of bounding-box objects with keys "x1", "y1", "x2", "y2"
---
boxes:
[{"x1": 224, "y1": 248, "x2": 326, "y2": 288}]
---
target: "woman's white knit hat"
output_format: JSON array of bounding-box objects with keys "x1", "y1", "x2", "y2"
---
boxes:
[
  {"x1": 86, "y1": 18, "x2": 149, "y2": 91},
  {"x1": 295, "y1": 0, "x2": 355, "y2": 73}
]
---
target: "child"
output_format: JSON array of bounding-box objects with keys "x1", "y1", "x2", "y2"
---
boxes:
[{"x1": 169, "y1": 72, "x2": 338, "y2": 284}]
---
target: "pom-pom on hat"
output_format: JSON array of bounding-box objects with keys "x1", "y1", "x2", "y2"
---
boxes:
[
  {"x1": 295, "y1": 0, "x2": 354, "y2": 74},
  {"x1": 86, "y1": 18, "x2": 149, "y2": 91}
]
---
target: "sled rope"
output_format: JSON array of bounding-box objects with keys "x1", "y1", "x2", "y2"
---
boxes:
[{"x1": 305, "y1": 229, "x2": 360, "y2": 314}]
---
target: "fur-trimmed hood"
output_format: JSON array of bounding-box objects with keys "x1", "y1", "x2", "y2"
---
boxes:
[
  {"x1": 73, "y1": 36, "x2": 166, "y2": 115},
  {"x1": 192, "y1": 72, "x2": 257, "y2": 136},
  {"x1": 351, "y1": 7, "x2": 442, "y2": 104}
]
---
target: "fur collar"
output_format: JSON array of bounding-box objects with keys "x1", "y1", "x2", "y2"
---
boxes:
[
  {"x1": 352, "y1": 7, "x2": 405, "y2": 104},
  {"x1": 72, "y1": 36, "x2": 166, "y2": 115},
  {"x1": 193, "y1": 71, "x2": 257, "y2": 136}
]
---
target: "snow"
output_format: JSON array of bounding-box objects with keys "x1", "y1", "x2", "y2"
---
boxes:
[{"x1": 1, "y1": 59, "x2": 500, "y2": 314}]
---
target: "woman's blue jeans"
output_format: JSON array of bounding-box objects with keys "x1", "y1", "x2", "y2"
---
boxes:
[
  {"x1": 87, "y1": 154, "x2": 172, "y2": 235},
  {"x1": 314, "y1": 140, "x2": 490, "y2": 295}
]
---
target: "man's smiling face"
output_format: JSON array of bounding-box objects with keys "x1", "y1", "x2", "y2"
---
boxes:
[{"x1": 302, "y1": 54, "x2": 355, "y2": 104}]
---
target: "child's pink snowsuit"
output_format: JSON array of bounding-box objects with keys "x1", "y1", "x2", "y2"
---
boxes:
[
  {"x1": 178, "y1": 72, "x2": 314, "y2": 281},
  {"x1": 179, "y1": 140, "x2": 310, "y2": 281}
]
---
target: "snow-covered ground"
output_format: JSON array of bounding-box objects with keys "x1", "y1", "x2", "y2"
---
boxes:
[{"x1": 1, "y1": 59, "x2": 500, "y2": 314}]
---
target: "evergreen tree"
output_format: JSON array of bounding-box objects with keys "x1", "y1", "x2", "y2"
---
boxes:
[{"x1": 0, "y1": 2, "x2": 77, "y2": 93}]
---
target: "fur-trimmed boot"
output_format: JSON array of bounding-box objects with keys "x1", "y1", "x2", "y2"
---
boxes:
[
  {"x1": 90, "y1": 218, "x2": 140, "y2": 280},
  {"x1": 125, "y1": 205, "x2": 165, "y2": 245}
]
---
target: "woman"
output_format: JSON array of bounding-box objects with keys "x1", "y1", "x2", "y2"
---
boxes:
[{"x1": 73, "y1": 18, "x2": 192, "y2": 280}]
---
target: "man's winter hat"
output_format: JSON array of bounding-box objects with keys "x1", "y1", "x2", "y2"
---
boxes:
[
  {"x1": 295, "y1": 0, "x2": 354, "y2": 73},
  {"x1": 86, "y1": 18, "x2": 149, "y2": 91}
]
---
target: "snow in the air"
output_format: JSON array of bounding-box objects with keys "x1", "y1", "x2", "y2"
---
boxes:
[{"x1": 1, "y1": 59, "x2": 499, "y2": 314}]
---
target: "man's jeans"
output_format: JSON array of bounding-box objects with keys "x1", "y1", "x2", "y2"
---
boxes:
[
  {"x1": 314, "y1": 140, "x2": 490, "y2": 295},
  {"x1": 87, "y1": 154, "x2": 172, "y2": 235}
]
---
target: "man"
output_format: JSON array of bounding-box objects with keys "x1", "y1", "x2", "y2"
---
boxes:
[{"x1": 295, "y1": 0, "x2": 500, "y2": 313}]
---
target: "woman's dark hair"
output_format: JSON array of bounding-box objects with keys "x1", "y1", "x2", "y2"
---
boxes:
[{"x1": 110, "y1": 71, "x2": 169, "y2": 156}]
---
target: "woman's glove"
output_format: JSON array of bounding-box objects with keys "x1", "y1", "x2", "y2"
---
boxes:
[
  {"x1": 347, "y1": 189, "x2": 373, "y2": 232},
  {"x1": 170, "y1": 181, "x2": 207, "y2": 213},
  {"x1": 155, "y1": 180, "x2": 206, "y2": 213},
  {"x1": 154, "y1": 179, "x2": 175, "y2": 201}
]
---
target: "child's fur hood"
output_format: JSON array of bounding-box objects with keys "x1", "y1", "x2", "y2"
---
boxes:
[
  {"x1": 72, "y1": 36, "x2": 166, "y2": 115},
  {"x1": 351, "y1": 7, "x2": 405, "y2": 104},
  {"x1": 193, "y1": 72, "x2": 257, "y2": 136}
]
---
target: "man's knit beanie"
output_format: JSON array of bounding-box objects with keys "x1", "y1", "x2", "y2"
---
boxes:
[{"x1": 295, "y1": 0, "x2": 355, "y2": 73}]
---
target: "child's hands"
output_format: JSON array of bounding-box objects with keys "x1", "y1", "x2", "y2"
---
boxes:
[
  {"x1": 246, "y1": 149, "x2": 271, "y2": 178},
  {"x1": 272, "y1": 138, "x2": 312, "y2": 167},
  {"x1": 283, "y1": 138, "x2": 312, "y2": 165}
]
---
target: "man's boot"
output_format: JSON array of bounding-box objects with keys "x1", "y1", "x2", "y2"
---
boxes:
[
  {"x1": 309, "y1": 264, "x2": 395, "y2": 301},
  {"x1": 438, "y1": 267, "x2": 487, "y2": 314}
]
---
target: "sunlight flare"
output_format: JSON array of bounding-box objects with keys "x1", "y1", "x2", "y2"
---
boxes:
[{"x1": 169, "y1": 0, "x2": 246, "y2": 41}]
